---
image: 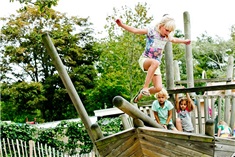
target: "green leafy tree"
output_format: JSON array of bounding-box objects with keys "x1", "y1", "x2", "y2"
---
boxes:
[
  {"x1": 1, "y1": 4, "x2": 100, "y2": 121},
  {"x1": 193, "y1": 32, "x2": 235, "y2": 81},
  {"x1": 1, "y1": 82, "x2": 46, "y2": 123}
]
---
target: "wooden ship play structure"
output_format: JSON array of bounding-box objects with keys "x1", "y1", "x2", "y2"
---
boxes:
[{"x1": 42, "y1": 12, "x2": 235, "y2": 157}]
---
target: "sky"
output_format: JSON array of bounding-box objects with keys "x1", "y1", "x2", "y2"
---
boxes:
[{"x1": 0, "y1": 0, "x2": 235, "y2": 40}]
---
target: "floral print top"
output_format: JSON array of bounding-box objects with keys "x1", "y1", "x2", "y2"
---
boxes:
[{"x1": 142, "y1": 27, "x2": 168, "y2": 62}]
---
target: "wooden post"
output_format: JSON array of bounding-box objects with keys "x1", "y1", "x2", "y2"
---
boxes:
[
  {"x1": 204, "y1": 96, "x2": 209, "y2": 121},
  {"x1": 164, "y1": 42, "x2": 176, "y2": 122},
  {"x1": 205, "y1": 119, "x2": 214, "y2": 136},
  {"x1": 133, "y1": 118, "x2": 145, "y2": 127},
  {"x1": 230, "y1": 95, "x2": 235, "y2": 130},
  {"x1": 224, "y1": 55, "x2": 234, "y2": 124},
  {"x1": 91, "y1": 123, "x2": 104, "y2": 140},
  {"x1": 196, "y1": 96, "x2": 202, "y2": 134},
  {"x1": 183, "y1": 11, "x2": 194, "y2": 89},
  {"x1": 173, "y1": 60, "x2": 181, "y2": 83},
  {"x1": 42, "y1": 33, "x2": 102, "y2": 146},
  {"x1": 29, "y1": 140, "x2": 34, "y2": 157},
  {"x1": 164, "y1": 42, "x2": 174, "y2": 90},
  {"x1": 120, "y1": 114, "x2": 133, "y2": 129},
  {"x1": 112, "y1": 96, "x2": 164, "y2": 128}
]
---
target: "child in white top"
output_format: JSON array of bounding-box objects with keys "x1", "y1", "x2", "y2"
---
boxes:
[{"x1": 116, "y1": 15, "x2": 191, "y2": 103}]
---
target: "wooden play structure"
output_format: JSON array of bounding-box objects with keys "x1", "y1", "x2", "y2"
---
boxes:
[{"x1": 42, "y1": 11, "x2": 235, "y2": 157}]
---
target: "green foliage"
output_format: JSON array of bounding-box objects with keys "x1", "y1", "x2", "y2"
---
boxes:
[
  {"x1": 0, "y1": 117, "x2": 122, "y2": 155},
  {"x1": 193, "y1": 33, "x2": 235, "y2": 81},
  {"x1": 1, "y1": 122, "x2": 37, "y2": 141},
  {"x1": 1, "y1": 82, "x2": 46, "y2": 123},
  {"x1": 97, "y1": 117, "x2": 123, "y2": 136},
  {"x1": 1, "y1": 4, "x2": 101, "y2": 121},
  {"x1": 10, "y1": 0, "x2": 58, "y2": 12}
]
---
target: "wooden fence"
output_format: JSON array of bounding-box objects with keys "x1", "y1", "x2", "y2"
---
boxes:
[{"x1": 0, "y1": 138, "x2": 95, "y2": 157}]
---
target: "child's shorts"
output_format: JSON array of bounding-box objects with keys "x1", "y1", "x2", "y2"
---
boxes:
[
  {"x1": 138, "y1": 55, "x2": 161, "y2": 75},
  {"x1": 167, "y1": 124, "x2": 176, "y2": 130}
]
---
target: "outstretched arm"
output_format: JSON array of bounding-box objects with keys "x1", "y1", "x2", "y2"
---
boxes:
[
  {"x1": 186, "y1": 93, "x2": 194, "y2": 112},
  {"x1": 116, "y1": 19, "x2": 147, "y2": 35},
  {"x1": 175, "y1": 93, "x2": 180, "y2": 112},
  {"x1": 169, "y1": 36, "x2": 191, "y2": 45}
]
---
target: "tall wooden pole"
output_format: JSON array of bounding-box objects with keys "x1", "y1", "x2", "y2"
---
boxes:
[
  {"x1": 225, "y1": 55, "x2": 234, "y2": 125},
  {"x1": 164, "y1": 42, "x2": 176, "y2": 122},
  {"x1": 183, "y1": 11, "x2": 194, "y2": 88},
  {"x1": 42, "y1": 33, "x2": 102, "y2": 146},
  {"x1": 165, "y1": 42, "x2": 174, "y2": 90}
]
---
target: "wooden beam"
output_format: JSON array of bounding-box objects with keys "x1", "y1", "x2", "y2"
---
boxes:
[
  {"x1": 175, "y1": 78, "x2": 232, "y2": 84},
  {"x1": 167, "y1": 84, "x2": 235, "y2": 94}
]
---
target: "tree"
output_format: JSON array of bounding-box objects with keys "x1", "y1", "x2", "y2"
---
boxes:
[
  {"x1": 1, "y1": 82, "x2": 46, "y2": 123},
  {"x1": 193, "y1": 32, "x2": 235, "y2": 81},
  {"x1": 1, "y1": 4, "x2": 100, "y2": 121}
]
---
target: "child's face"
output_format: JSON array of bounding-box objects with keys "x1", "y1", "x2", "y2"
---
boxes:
[
  {"x1": 159, "y1": 25, "x2": 171, "y2": 37},
  {"x1": 180, "y1": 100, "x2": 187, "y2": 110},
  {"x1": 157, "y1": 94, "x2": 166, "y2": 104}
]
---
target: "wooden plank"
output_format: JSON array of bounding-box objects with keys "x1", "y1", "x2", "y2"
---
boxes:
[
  {"x1": 215, "y1": 137, "x2": 235, "y2": 146},
  {"x1": 37, "y1": 142, "x2": 41, "y2": 157},
  {"x1": 12, "y1": 139, "x2": 16, "y2": 157},
  {"x1": 129, "y1": 148, "x2": 143, "y2": 157},
  {"x1": 175, "y1": 78, "x2": 232, "y2": 84},
  {"x1": 2, "y1": 138, "x2": 7, "y2": 157},
  {"x1": 214, "y1": 143, "x2": 235, "y2": 152},
  {"x1": 139, "y1": 133, "x2": 212, "y2": 157},
  {"x1": 214, "y1": 150, "x2": 235, "y2": 157},
  {"x1": 24, "y1": 140, "x2": 28, "y2": 157},
  {"x1": 98, "y1": 134, "x2": 136, "y2": 157},
  {"x1": 7, "y1": 138, "x2": 12, "y2": 157},
  {"x1": 137, "y1": 127, "x2": 214, "y2": 143},
  {"x1": 16, "y1": 139, "x2": 21, "y2": 157},
  {"x1": 141, "y1": 138, "x2": 173, "y2": 156},
  {"x1": 230, "y1": 97, "x2": 235, "y2": 129},
  {"x1": 95, "y1": 128, "x2": 135, "y2": 146},
  {"x1": 40, "y1": 143, "x2": 44, "y2": 157},
  {"x1": 142, "y1": 147, "x2": 169, "y2": 157},
  {"x1": 20, "y1": 140, "x2": 25, "y2": 157},
  {"x1": 108, "y1": 137, "x2": 141, "y2": 157},
  {"x1": 0, "y1": 140, "x2": 3, "y2": 157},
  {"x1": 167, "y1": 84, "x2": 235, "y2": 94},
  {"x1": 157, "y1": 136, "x2": 213, "y2": 156}
]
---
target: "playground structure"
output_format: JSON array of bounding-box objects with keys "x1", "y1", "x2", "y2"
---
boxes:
[{"x1": 42, "y1": 11, "x2": 235, "y2": 157}]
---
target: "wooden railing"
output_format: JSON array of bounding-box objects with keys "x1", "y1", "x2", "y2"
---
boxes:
[{"x1": 0, "y1": 138, "x2": 95, "y2": 157}]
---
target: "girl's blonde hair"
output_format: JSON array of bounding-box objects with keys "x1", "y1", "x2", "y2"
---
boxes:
[
  {"x1": 154, "y1": 88, "x2": 169, "y2": 99},
  {"x1": 218, "y1": 120, "x2": 228, "y2": 126},
  {"x1": 156, "y1": 15, "x2": 176, "y2": 33}
]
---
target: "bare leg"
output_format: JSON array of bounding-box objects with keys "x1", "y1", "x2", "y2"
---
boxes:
[
  {"x1": 149, "y1": 74, "x2": 162, "y2": 94},
  {"x1": 176, "y1": 118, "x2": 183, "y2": 131},
  {"x1": 142, "y1": 59, "x2": 160, "y2": 91},
  {"x1": 133, "y1": 59, "x2": 160, "y2": 102}
]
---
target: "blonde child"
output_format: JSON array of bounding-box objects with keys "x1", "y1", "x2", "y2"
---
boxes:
[
  {"x1": 175, "y1": 93, "x2": 194, "y2": 132},
  {"x1": 151, "y1": 88, "x2": 177, "y2": 131},
  {"x1": 217, "y1": 120, "x2": 232, "y2": 137},
  {"x1": 116, "y1": 15, "x2": 191, "y2": 103}
]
